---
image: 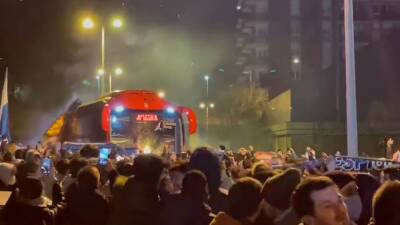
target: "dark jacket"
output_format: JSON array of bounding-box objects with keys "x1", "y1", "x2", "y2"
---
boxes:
[
  {"x1": 109, "y1": 178, "x2": 160, "y2": 225},
  {"x1": 3, "y1": 196, "x2": 64, "y2": 225},
  {"x1": 65, "y1": 183, "x2": 109, "y2": 225},
  {"x1": 209, "y1": 189, "x2": 229, "y2": 214},
  {"x1": 274, "y1": 208, "x2": 299, "y2": 225},
  {"x1": 159, "y1": 193, "x2": 212, "y2": 225}
]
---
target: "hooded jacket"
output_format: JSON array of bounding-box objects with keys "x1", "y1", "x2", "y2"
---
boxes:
[{"x1": 3, "y1": 195, "x2": 64, "y2": 225}]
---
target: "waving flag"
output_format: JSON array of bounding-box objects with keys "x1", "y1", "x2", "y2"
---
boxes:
[{"x1": 0, "y1": 68, "x2": 11, "y2": 142}]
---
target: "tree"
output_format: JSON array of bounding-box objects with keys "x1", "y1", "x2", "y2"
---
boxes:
[{"x1": 216, "y1": 85, "x2": 270, "y2": 126}]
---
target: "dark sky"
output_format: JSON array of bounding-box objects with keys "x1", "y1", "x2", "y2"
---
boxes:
[{"x1": 0, "y1": 0, "x2": 238, "y2": 141}]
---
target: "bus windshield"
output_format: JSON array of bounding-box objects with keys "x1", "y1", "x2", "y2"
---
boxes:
[{"x1": 110, "y1": 109, "x2": 181, "y2": 154}]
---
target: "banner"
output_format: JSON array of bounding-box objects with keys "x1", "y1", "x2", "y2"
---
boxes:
[
  {"x1": 335, "y1": 156, "x2": 400, "y2": 172},
  {"x1": 0, "y1": 69, "x2": 11, "y2": 142}
]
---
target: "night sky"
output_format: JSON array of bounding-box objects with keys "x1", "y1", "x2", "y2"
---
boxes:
[{"x1": 0, "y1": 0, "x2": 238, "y2": 141}]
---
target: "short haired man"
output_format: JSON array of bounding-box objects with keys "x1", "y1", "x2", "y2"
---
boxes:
[
  {"x1": 261, "y1": 168, "x2": 301, "y2": 225},
  {"x1": 210, "y1": 177, "x2": 263, "y2": 225},
  {"x1": 292, "y1": 176, "x2": 353, "y2": 225}
]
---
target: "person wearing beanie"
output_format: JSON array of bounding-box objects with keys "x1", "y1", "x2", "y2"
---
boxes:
[
  {"x1": 261, "y1": 168, "x2": 301, "y2": 225},
  {"x1": 189, "y1": 147, "x2": 229, "y2": 213},
  {"x1": 159, "y1": 170, "x2": 212, "y2": 225},
  {"x1": 210, "y1": 177, "x2": 263, "y2": 225},
  {"x1": 3, "y1": 178, "x2": 64, "y2": 225},
  {"x1": 109, "y1": 154, "x2": 166, "y2": 225}
]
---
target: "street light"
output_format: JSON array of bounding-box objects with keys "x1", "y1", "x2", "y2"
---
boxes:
[
  {"x1": 97, "y1": 68, "x2": 105, "y2": 76},
  {"x1": 199, "y1": 102, "x2": 215, "y2": 144},
  {"x1": 293, "y1": 58, "x2": 300, "y2": 64},
  {"x1": 112, "y1": 18, "x2": 123, "y2": 28},
  {"x1": 204, "y1": 75, "x2": 210, "y2": 99},
  {"x1": 114, "y1": 67, "x2": 123, "y2": 76},
  {"x1": 109, "y1": 66, "x2": 123, "y2": 92},
  {"x1": 96, "y1": 69, "x2": 105, "y2": 96},
  {"x1": 80, "y1": 15, "x2": 123, "y2": 95},
  {"x1": 82, "y1": 17, "x2": 94, "y2": 29}
]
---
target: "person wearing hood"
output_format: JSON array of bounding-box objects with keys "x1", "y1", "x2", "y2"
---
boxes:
[
  {"x1": 16, "y1": 149, "x2": 42, "y2": 179},
  {"x1": 64, "y1": 165, "x2": 109, "y2": 225},
  {"x1": 109, "y1": 154, "x2": 167, "y2": 225},
  {"x1": 261, "y1": 168, "x2": 301, "y2": 225},
  {"x1": 3, "y1": 178, "x2": 65, "y2": 225},
  {"x1": 189, "y1": 147, "x2": 229, "y2": 213},
  {"x1": 210, "y1": 177, "x2": 263, "y2": 225},
  {"x1": 159, "y1": 170, "x2": 212, "y2": 225}
]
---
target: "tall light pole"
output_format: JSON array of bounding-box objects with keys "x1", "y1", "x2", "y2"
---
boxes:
[
  {"x1": 200, "y1": 102, "x2": 215, "y2": 144},
  {"x1": 344, "y1": 0, "x2": 358, "y2": 157},
  {"x1": 204, "y1": 75, "x2": 210, "y2": 98},
  {"x1": 81, "y1": 16, "x2": 123, "y2": 96},
  {"x1": 109, "y1": 66, "x2": 123, "y2": 92},
  {"x1": 101, "y1": 26, "x2": 105, "y2": 95},
  {"x1": 96, "y1": 68, "x2": 105, "y2": 96}
]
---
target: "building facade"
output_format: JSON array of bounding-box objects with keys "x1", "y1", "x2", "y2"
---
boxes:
[{"x1": 236, "y1": 0, "x2": 400, "y2": 122}]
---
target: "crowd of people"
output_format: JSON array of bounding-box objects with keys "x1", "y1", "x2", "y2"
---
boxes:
[{"x1": 0, "y1": 143, "x2": 397, "y2": 225}]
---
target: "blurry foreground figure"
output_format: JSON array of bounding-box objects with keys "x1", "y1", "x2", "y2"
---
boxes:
[
  {"x1": 369, "y1": 181, "x2": 400, "y2": 225},
  {"x1": 210, "y1": 177, "x2": 263, "y2": 225}
]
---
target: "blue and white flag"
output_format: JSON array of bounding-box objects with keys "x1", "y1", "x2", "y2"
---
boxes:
[{"x1": 0, "y1": 68, "x2": 11, "y2": 142}]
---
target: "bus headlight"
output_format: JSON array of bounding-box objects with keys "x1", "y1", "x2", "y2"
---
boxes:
[
  {"x1": 166, "y1": 106, "x2": 175, "y2": 114},
  {"x1": 115, "y1": 105, "x2": 125, "y2": 113}
]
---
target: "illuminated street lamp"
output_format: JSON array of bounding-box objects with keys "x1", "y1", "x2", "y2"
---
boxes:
[
  {"x1": 80, "y1": 15, "x2": 123, "y2": 95},
  {"x1": 109, "y1": 66, "x2": 123, "y2": 93},
  {"x1": 82, "y1": 17, "x2": 94, "y2": 29},
  {"x1": 96, "y1": 69, "x2": 105, "y2": 96},
  {"x1": 293, "y1": 58, "x2": 300, "y2": 64},
  {"x1": 97, "y1": 68, "x2": 105, "y2": 76},
  {"x1": 204, "y1": 75, "x2": 210, "y2": 99},
  {"x1": 199, "y1": 102, "x2": 215, "y2": 144},
  {"x1": 112, "y1": 18, "x2": 123, "y2": 28},
  {"x1": 114, "y1": 67, "x2": 123, "y2": 76}
]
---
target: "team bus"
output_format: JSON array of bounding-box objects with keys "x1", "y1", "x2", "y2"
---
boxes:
[{"x1": 45, "y1": 90, "x2": 197, "y2": 154}]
